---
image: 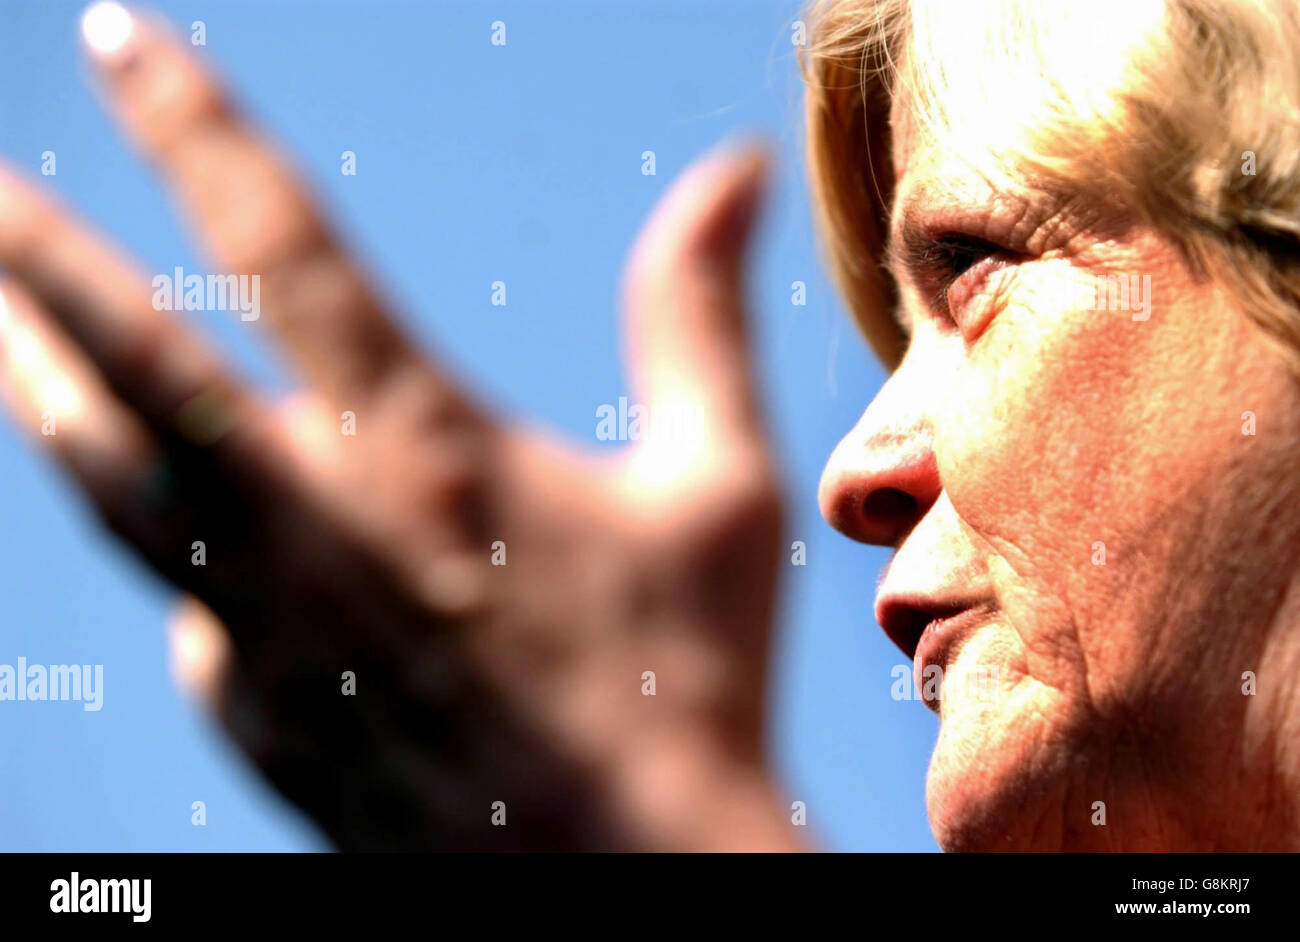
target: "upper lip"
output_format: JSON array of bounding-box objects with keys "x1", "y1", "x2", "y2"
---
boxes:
[{"x1": 874, "y1": 592, "x2": 988, "y2": 660}]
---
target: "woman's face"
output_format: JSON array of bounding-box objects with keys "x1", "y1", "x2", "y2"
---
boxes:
[{"x1": 819, "y1": 110, "x2": 1300, "y2": 850}]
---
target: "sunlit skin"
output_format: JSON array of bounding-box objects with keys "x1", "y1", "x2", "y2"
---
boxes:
[{"x1": 819, "y1": 88, "x2": 1300, "y2": 850}]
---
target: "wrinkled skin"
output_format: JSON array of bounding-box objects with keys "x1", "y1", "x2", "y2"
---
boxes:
[
  {"x1": 819, "y1": 100, "x2": 1300, "y2": 849},
  {"x1": 0, "y1": 9, "x2": 799, "y2": 851}
]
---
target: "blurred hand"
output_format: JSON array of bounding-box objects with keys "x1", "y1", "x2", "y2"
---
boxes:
[{"x1": 0, "y1": 5, "x2": 796, "y2": 850}]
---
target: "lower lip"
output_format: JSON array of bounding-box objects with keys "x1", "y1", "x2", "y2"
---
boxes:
[{"x1": 912, "y1": 605, "x2": 993, "y2": 706}]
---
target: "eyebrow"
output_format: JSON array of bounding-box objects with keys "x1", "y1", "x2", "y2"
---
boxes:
[
  {"x1": 882, "y1": 233, "x2": 915, "y2": 337},
  {"x1": 883, "y1": 215, "x2": 939, "y2": 285},
  {"x1": 881, "y1": 207, "x2": 936, "y2": 337}
]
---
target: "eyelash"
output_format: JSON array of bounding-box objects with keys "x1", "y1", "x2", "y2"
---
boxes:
[{"x1": 918, "y1": 234, "x2": 1002, "y2": 311}]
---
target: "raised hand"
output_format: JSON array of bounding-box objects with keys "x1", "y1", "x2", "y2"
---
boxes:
[{"x1": 0, "y1": 5, "x2": 797, "y2": 851}]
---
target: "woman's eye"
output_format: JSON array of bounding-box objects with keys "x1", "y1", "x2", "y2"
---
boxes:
[
  {"x1": 920, "y1": 234, "x2": 1011, "y2": 323},
  {"x1": 930, "y1": 235, "x2": 998, "y2": 286}
]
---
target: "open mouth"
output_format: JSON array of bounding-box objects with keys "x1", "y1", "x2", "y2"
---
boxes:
[{"x1": 875, "y1": 598, "x2": 973, "y2": 660}]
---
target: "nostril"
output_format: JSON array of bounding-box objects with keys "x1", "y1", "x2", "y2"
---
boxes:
[
  {"x1": 821, "y1": 439, "x2": 939, "y2": 544},
  {"x1": 861, "y1": 487, "x2": 917, "y2": 522}
]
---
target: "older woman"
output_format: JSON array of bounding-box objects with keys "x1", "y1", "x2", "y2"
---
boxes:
[
  {"x1": 0, "y1": 0, "x2": 1295, "y2": 851},
  {"x1": 806, "y1": 0, "x2": 1300, "y2": 851}
]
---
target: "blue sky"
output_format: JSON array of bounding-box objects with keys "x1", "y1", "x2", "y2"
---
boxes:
[{"x1": 0, "y1": 0, "x2": 937, "y2": 851}]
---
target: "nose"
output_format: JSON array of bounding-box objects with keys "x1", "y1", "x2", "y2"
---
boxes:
[{"x1": 818, "y1": 372, "x2": 941, "y2": 547}]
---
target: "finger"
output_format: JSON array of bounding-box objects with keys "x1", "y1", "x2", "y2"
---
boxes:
[
  {"x1": 81, "y1": 2, "x2": 435, "y2": 407},
  {"x1": 0, "y1": 166, "x2": 264, "y2": 468},
  {"x1": 168, "y1": 595, "x2": 233, "y2": 709},
  {"x1": 621, "y1": 139, "x2": 771, "y2": 453},
  {"x1": 0, "y1": 281, "x2": 162, "y2": 536}
]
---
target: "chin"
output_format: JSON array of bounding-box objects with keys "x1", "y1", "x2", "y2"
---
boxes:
[{"x1": 925, "y1": 674, "x2": 1087, "y2": 852}]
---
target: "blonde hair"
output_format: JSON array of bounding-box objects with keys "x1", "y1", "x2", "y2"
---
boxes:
[{"x1": 799, "y1": 0, "x2": 1300, "y2": 370}]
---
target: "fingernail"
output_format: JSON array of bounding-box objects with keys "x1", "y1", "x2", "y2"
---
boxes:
[{"x1": 81, "y1": 2, "x2": 135, "y2": 60}]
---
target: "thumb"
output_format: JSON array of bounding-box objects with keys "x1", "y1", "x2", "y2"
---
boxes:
[{"x1": 620, "y1": 139, "x2": 771, "y2": 458}]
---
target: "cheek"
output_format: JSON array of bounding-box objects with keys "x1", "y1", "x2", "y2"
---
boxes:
[
  {"x1": 930, "y1": 259, "x2": 1244, "y2": 702},
  {"x1": 938, "y1": 279, "x2": 1120, "y2": 566}
]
